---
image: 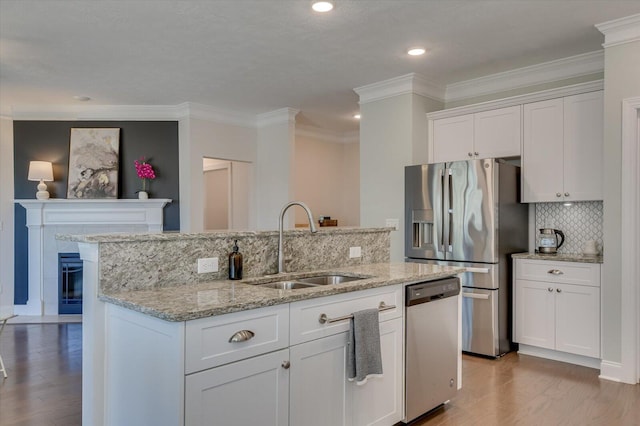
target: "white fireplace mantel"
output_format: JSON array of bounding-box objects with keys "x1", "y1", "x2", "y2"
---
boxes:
[{"x1": 14, "y1": 198, "x2": 171, "y2": 316}]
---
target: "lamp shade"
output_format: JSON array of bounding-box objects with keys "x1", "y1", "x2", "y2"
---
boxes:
[{"x1": 28, "y1": 161, "x2": 54, "y2": 182}]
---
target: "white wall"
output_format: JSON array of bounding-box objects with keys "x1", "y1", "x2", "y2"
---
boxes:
[
  {"x1": 179, "y1": 117, "x2": 257, "y2": 232},
  {"x1": 0, "y1": 117, "x2": 14, "y2": 316},
  {"x1": 203, "y1": 168, "x2": 229, "y2": 230},
  {"x1": 359, "y1": 93, "x2": 443, "y2": 261},
  {"x1": 293, "y1": 132, "x2": 360, "y2": 227},
  {"x1": 255, "y1": 110, "x2": 297, "y2": 230},
  {"x1": 601, "y1": 39, "x2": 640, "y2": 364}
]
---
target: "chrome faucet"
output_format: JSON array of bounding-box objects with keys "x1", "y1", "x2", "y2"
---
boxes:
[{"x1": 278, "y1": 201, "x2": 317, "y2": 273}]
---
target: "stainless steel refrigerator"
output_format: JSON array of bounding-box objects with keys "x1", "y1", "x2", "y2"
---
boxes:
[{"x1": 405, "y1": 159, "x2": 528, "y2": 357}]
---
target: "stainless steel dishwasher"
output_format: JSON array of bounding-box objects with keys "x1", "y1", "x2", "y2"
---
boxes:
[{"x1": 405, "y1": 277, "x2": 460, "y2": 423}]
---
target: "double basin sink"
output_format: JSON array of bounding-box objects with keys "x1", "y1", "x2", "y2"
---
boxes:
[{"x1": 257, "y1": 274, "x2": 367, "y2": 290}]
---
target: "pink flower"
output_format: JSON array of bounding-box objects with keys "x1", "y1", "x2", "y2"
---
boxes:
[{"x1": 134, "y1": 157, "x2": 156, "y2": 191}]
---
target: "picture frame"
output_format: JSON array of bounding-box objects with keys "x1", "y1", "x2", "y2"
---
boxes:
[{"x1": 67, "y1": 128, "x2": 120, "y2": 199}]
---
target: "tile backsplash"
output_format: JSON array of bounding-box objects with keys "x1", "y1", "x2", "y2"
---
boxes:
[{"x1": 535, "y1": 201, "x2": 603, "y2": 255}]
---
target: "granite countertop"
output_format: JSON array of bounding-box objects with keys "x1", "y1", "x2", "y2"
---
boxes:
[
  {"x1": 512, "y1": 252, "x2": 603, "y2": 264},
  {"x1": 58, "y1": 226, "x2": 392, "y2": 243},
  {"x1": 99, "y1": 262, "x2": 465, "y2": 322}
]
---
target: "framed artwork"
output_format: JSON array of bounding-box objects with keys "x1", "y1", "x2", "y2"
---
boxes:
[{"x1": 67, "y1": 128, "x2": 120, "y2": 199}]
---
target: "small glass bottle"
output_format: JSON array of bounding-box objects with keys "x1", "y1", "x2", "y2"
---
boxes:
[{"x1": 228, "y1": 240, "x2": 243, "y2": 280}]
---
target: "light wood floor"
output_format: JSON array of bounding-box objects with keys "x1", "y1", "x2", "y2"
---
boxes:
[{"x1": 0, "y1": 323, "x2": 638, "y2": 425}]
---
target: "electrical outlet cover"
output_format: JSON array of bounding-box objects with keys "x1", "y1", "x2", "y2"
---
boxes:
[
  {"x1": 349, "y1": 246, "x2": 362, "y2": 258},
  {"x1": 197, "y1": 257, "x2": 219, "y2": 273}
]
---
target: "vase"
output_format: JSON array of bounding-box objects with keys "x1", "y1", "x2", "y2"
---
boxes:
[{"x1": 138, "y1": 191, "x2": 148, "y2": 200}]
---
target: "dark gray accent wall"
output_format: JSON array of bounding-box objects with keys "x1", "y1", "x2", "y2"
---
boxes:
[{"x1": 13, "y1": 121, "x2": 180, "y2": 304}]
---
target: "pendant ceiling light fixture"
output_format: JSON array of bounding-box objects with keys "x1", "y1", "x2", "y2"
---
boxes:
[{"x1": 312, "y1": 1, "x2": 334, "y2": 12}]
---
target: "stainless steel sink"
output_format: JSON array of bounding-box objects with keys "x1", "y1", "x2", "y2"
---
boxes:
[
  {"x1": 258, "y1": 281, "x2": 318, "y2": 290},
  {"x1": 296, "y1": 274, "x2": 365, "y2": 285}
]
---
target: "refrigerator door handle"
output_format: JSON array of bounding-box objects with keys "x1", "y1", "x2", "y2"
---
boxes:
[
  {"x1": 465, "y1": 267, "x2": 490, "y2": 274},
  {"x1": 462, "y1": 292, "x2": 490, "y2": 300},
  {"x1": 447, "y1": 169, "x2": 454, "y2": 253},
  {"x1": 440, "y1": 168, "x2": 446, "y2": 252}
]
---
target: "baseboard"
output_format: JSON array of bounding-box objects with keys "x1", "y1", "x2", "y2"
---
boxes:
[
  {"x1": 517, "y1": 344, "x2": 600, "y2": 369},
  {"x1": 599, "y1": 360, "x2": 624, "y2": 382}
]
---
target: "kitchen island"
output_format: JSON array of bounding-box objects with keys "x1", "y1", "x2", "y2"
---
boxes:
[{"x1": 62, "y1": 228, "x2": 463, "y2": 426}]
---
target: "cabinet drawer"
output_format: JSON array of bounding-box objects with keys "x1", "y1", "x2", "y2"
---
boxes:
[
  {"x1": 185, "y1": 304, "x2": 289, "y2": 374},
  {"x1": 515, "y1": 259, "x2": 600, "y2": 287},
  {"x1": 290, "y1": 285, "x2": 402, "y2": 345}
]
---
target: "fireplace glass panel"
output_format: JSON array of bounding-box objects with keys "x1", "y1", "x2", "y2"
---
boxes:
[{"x1": 59, "y1": 253, "x2": 83, "y2": 314}]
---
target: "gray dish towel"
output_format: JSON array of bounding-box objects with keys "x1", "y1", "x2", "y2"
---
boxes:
[{"x1": 347, "y1": 308, "x2": 383, "y2": 385}]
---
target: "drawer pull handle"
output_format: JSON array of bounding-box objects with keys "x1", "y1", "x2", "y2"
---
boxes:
[
  {"x1": 229, "y1": 330, "x2": 255, "y2": 343},
  {"x1": 548, "y1": 269, "x2": 563, "y2": 275},
  {"x1": 548, "y1": 287, "x2": 554, "y2": 292},
  {"x1": 556, "y1": 288, "x2": 562, "y2": 293},
  {"x1": 318, "y1": 302, "x2": 396, "y2": 324},
  {"x1": 282, "y1": 361, "x2": 290, "y2": 369}
]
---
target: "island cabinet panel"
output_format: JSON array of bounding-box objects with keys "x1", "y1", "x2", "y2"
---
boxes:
[
  {"x1": 185, "y1": 348, "x2": 289, "y2": 426},
  {"x1": 185, "y1": 304, "x2": 289, "y2": 374},
  {"x1": 351, "y1": 317, "x2": 403, "y2": 426},
  {"x1": 289, "y1": 332, "x2": 351, "y2": 426},
  {"x1": 289, "y1": 285, "x2": 403, "y2": 345},
  {"x1": 514, "y1": 259, "x2": 601, "y2": 362},
  {"x1": 105, "y1": 304, "x2": 185, "y2": 426}
]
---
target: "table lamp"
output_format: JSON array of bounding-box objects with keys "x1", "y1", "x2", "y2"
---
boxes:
[{"x1": 28, "y1": 161, "x2": 54, "y2": 200}]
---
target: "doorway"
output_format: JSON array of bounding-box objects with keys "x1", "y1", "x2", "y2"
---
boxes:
[{"x1": 202, "y1": 158, "x2": 252, "y2": 230}]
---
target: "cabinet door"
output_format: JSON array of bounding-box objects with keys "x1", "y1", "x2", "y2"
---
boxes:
[
  {"x1": 474, "y1": 105, "x2": 522, "y2": 159},
  {"x1": 185, "y1": 349, "x2": 289, "y2": 426},
  {"x1": 563, "y1": 91, "x2": 603, "y2": 201},
  {"x1": 351, "y1": 318, "x2": 403, "y2": 426},
  {"x1": 514, "y1": 279, "x2": 555, "y2": 349},
  {"x1": 522, "y1": 98, "x2": 564, "y2": 202},
  {"x1": 431, "y1": 114, "x2": 474, "y2": 163},
  {"x1": 290, "y1": 332, "x2": 351, "y2": 426},
  {"x1": 555, "y1": 283, "x2": 600, "y2": 358}
]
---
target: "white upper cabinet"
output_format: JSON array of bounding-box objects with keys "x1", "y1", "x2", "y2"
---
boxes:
[
  {"x1": 522, "y1": 91, "x2": 603, "y2": 203},
  {"x1": 429, "y1": 105, "x2": 521, "y2": 163}
]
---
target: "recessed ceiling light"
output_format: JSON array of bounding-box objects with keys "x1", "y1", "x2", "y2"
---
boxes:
[
  {"x1": 407, "y1": 47, "x2": 426, "y2": 56},
  {"x1": 73, "y1": 95, "x2": 91, "y2": 101},
  {"x1": 312, "y1": 1, "x2": 334, "y2": 12},
  {"x1": 353, "y1": 114, "x2": 361, "y2": 119}
]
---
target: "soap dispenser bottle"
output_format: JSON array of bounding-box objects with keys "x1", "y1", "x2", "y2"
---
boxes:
[{"x1": 228, "y1": 240, "x2": 243, "y2": 280}]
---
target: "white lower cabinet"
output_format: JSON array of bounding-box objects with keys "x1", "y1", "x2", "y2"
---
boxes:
[
  {"x1": 289, "y1": 317, "x2": 403, "y2": 426},
  {"x1": 185, "y1": 349, "x2": 290, "y2": 426},
  {"x1": 514, "y1": 259, "x2": 601, "y2": 360},
  {"x1": 290, "y1": 332, "x2": 351, "y2": 426}
]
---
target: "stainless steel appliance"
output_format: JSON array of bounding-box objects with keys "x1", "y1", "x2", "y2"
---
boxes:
[
  {"x1": 405, "y1": 277, "x2": 460, "y2": 423},
  {"x1": 537, "y1": 228, "x2": 565, "y2": 254},
  {"x1": 405, "y1": 159, "x2": 528, "y2": 357}
]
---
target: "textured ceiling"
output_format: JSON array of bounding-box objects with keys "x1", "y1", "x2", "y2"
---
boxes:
[{"x1": 1, "y1": 0, "x2": 639, "y2": 131}]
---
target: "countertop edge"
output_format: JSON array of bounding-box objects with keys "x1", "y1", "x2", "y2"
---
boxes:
[{"x1": 511, "y1": 252, "x2": 603, "y2": 264}]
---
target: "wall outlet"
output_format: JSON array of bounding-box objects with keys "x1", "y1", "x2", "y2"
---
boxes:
[
  {"x1": 385, "y1": 218, "x2": 399, "y2": 231},
  {"x1": 197, "y1": 257, "x2": 219, "y2": 274},
  {"x1": 349, "y1": 246, "x2": 362, "y2": 258}
]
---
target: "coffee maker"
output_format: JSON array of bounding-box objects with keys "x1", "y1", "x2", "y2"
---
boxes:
[{"x1": 538, "y1": 228, "x2": 565, "y2": 254}]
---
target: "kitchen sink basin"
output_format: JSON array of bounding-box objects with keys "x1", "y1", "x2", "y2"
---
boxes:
[
  {"x1": 258, "y1": 281, "x2": 318, "y2": 290},
  {"x1": 295, "y1": 274, "x2": 365, "y2": 285}
]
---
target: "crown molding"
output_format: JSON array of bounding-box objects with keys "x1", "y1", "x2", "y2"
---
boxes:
[
  {"x1": 295, "y1": 124, "x2": 359, "y2": 144},
  {"x1": 177, "y1": 102, "x2": 256, "y2": 128},
  {"x1": 256, "y1": 107, "x2": 300, "y2": 127},
  {"x1": 427, "y1": 80, "x2": 603, "y2": 120},
  {"x1": 354, "y1": 73, "x2": 446, "y2": 104},
  {"x1": 445, "y1": 50, "x2": 604, "y2": 102},
  {"x1": 10, "y1": 104, "x2": 182, "y2": 121},
  {"x1": 596, "y1": 13, "x2": 640, "y2": 48}
]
